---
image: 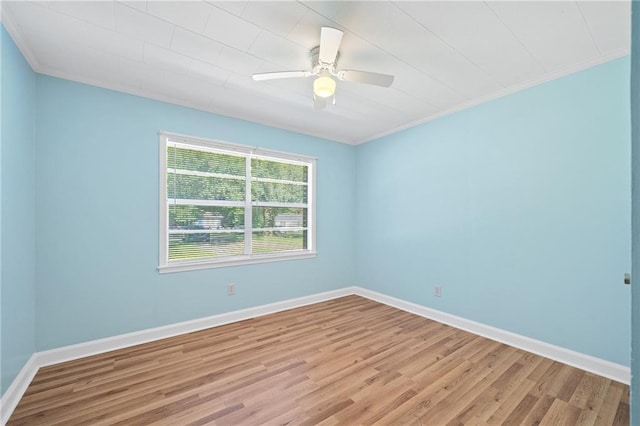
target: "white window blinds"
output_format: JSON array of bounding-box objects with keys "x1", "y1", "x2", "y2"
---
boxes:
[{"x1": 159, "y1": 133, "x2": 316, "y2": 272}]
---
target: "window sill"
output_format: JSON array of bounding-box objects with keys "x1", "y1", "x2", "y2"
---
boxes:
[{"x1": 158, "y1": 251, "x2": 317, "y2": 274}]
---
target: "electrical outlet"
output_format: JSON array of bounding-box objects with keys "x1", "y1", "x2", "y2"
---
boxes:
[
  {"x1": 434, "y1": 286, "x2": 442, "y2": 298},
  {"x1": 227, "y1": 283, "x2": 236, "y2": 296}
]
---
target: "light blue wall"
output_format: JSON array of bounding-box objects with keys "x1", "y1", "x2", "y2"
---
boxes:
[
  {"x1": 35, "y1": 76, "x2": 357, "y2": 350},
  {"x1": 630, "y1": 1, "x2": 639, "y2": 422},
  {"x1": 1, "y1": 26, "x2": 37, "y2": 394},
  {"x1": 357, "y1": 57, "x2": 632, "y2": 366}
]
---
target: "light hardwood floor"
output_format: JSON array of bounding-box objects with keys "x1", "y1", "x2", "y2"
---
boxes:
[{"x1": 8, "y1": 295, "x2": 629, "y2": 425}]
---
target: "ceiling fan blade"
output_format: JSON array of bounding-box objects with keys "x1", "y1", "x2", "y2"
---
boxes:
[
  {"x1": 252, "y1": 71, "x2": 311, "y2": 81},
  {"x1": 337, "y1": 70, "x2": 394, "y2": 87},
  {"x1": 313, "y1": 96, "x2": 327, "y2": 110},
  {"x1": 319, "y1": 27, "x2": 343, "y2": 64}
]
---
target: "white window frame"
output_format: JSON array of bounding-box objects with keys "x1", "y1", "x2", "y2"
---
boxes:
[{"x1": 158, "y1": 131, "x2": 317, "y2": 273}]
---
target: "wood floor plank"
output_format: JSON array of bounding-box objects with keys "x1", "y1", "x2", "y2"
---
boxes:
[
  {"x1": 7, "y1": 295, "x2": 629, "y2": 425},
  {"x1": 595, "y1": 384, "x2": 625, "y2": 426},
  {"x1": 521, "y1": 393, "x2": 557, "y2": 425},
  {"x1": 571, "y1": 373, "x2": 610, "y2": 410},
  {"x1": 445, "y1": 385, "x2": 500, "y2": 426},
  {"x1": 484, "y1": 379, "x2": 536, "y2": 424},
  {"x1": 539, "y1": 399, "x2": 582, "y2": 426},
  {"x1": 499, "y1": 392, "x2": 539, "y2": 425},
  {"x1": 613, "y1": 402, "x2": 630, "y2": 426}
]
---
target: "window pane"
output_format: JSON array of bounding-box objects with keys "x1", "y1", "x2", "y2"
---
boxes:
[
  {"x1": 169, "y1": 205, "x2": 244, "y2": 230},
  {"x1": 251, "y1": 158, "x2": 307, "y2": 182},
  {"x1": 168, "y1": 173, "x2": 245, "y2": 201},
  {"x1": 252, "y1": 207, "x2": 307, "y2": 253},
  {"x1": 251, "y1": 181, "x2": 307, "y2": 203},
  {"x1": 168, "y1": 145, "x2": 245, "y2": 176},
  {"x1": 252, "y1": 230, "x2": 305, "y2": 254},
  {"x1": 162, "y1": 135, "x2": 315, "y2": 269},
  {"x1": 252, "y1": 207, "x2": 305, "y2": 229},
  {"x1": 169, "y1": 233, "x2": 244, "y2": 261}
]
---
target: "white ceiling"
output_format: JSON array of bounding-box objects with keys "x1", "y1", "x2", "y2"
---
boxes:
[{"x1": 1, "y1": 1, "x2": 631, "y2": 145}]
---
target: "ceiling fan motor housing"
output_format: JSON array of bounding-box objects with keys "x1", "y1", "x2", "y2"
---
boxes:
[{"x1": 310, "y1": 46, "x2": 339, "y2": 75}]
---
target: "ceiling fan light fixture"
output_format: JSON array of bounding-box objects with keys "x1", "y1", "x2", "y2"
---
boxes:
[
  {"x1": 313, "y1": 76, "x2": 336, "y2": 98},
  {"x1": 251, "y1": 27, "x2": 394, "y2": 109}
]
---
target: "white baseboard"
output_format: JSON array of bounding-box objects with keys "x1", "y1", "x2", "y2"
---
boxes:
[
  {"x1": 0, "y1": 286, "x2": 356, "y2": 424},
  {"x1": 36, "y1": 287, "x2": 356, "y2": 368},
  {"x1": 0, "y1": 285, "x2": 630, "y2": 424},
  {"x1": 0, "y1": 354, "x2": 38, "y2": 425},
  {"x1": 354, "y1": 287, "x2": 631, "y2": 385}
]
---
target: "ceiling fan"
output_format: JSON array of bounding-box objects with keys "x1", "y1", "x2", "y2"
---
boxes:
[{"x1": 252, "y1": 27, "x2": 395, "y2": 110}]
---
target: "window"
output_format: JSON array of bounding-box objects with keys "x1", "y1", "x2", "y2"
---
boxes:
[{"x1": 158, "y1": 132, "x2": 316, "y2": 273}]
